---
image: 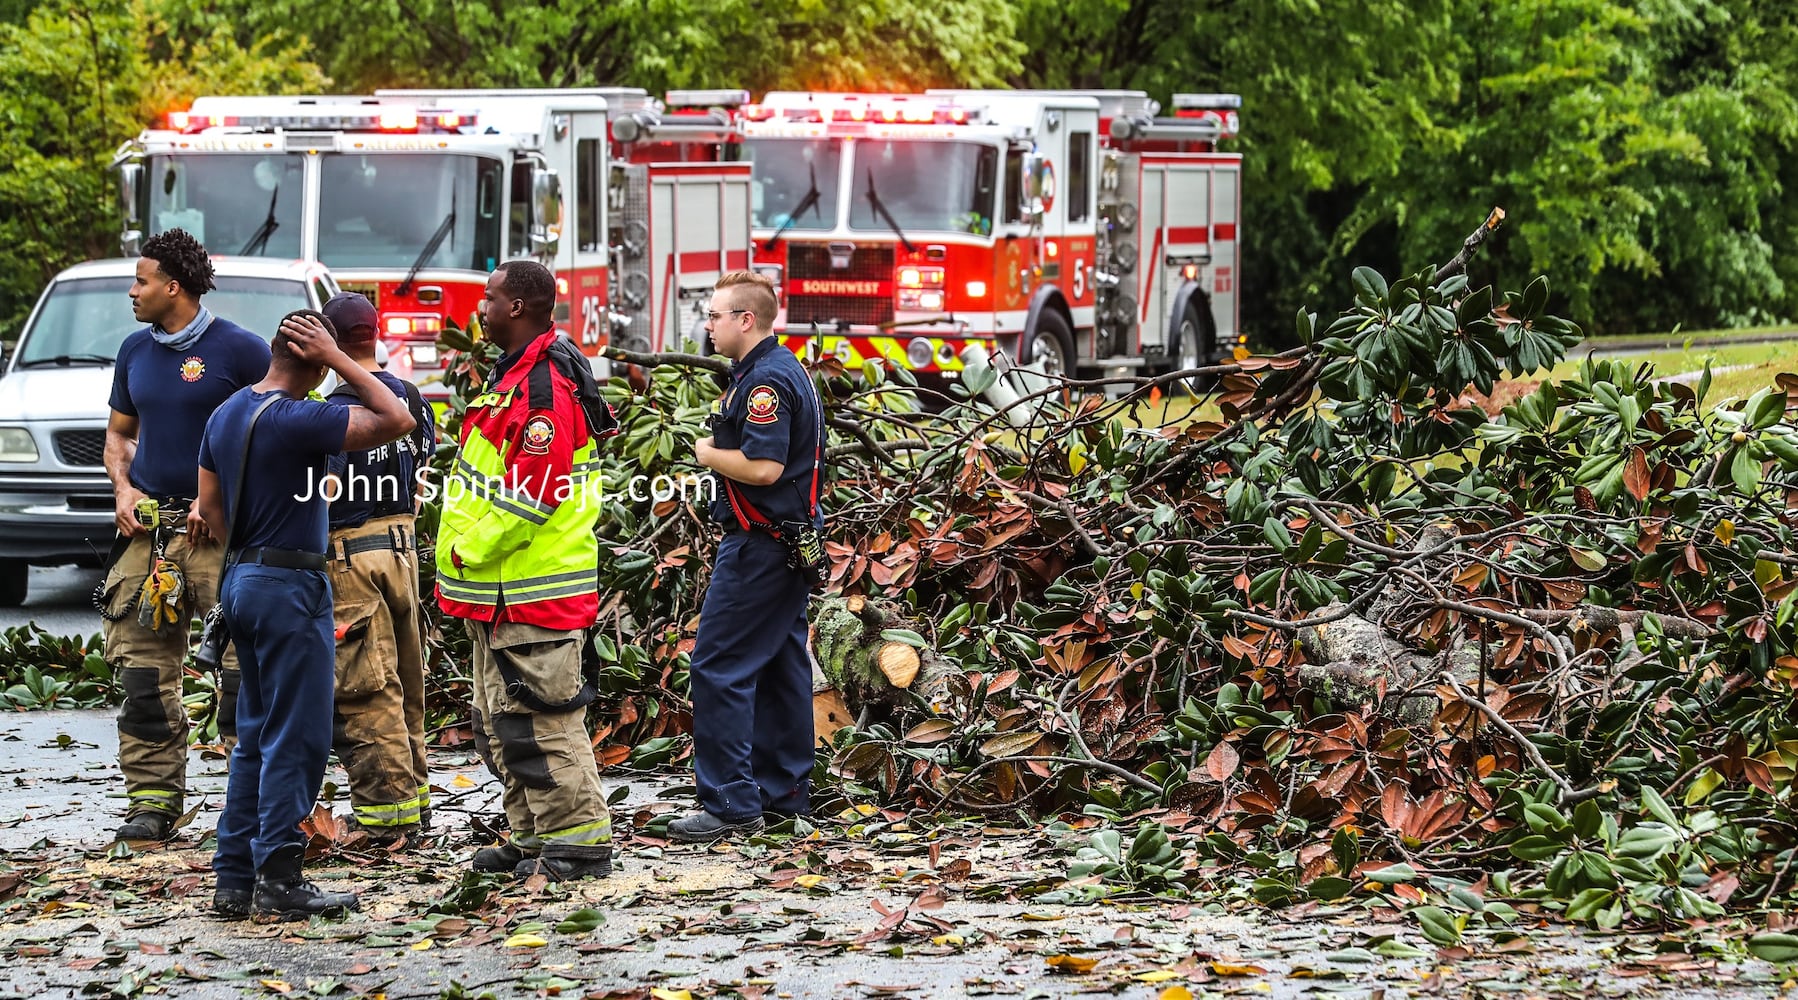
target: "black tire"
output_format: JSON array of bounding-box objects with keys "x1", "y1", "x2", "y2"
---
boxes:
[
  {"x1": 1174, "y1": 299, "x2": 1217, "y2": 395},
  {"x1": 1023, "y1": 308, "x2": 1075, "y2": 380},
  {"x1": 0, "y1": 560, "x2": 27, "y2": 608}
]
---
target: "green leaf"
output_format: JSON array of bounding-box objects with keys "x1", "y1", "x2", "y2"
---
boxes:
[
  {"x1": 1684, "y1": 768, "x2": 1725, "y2": 806},
  {"x1": 1749, "y1": 932, "x2": 1798, "y2": 963},
  {"x1": 554, "y1": 907, "x2": 606, "y2": 933},
  {"x1": 1362, "y1": 863, "x2": 1417, "y2": 885},
  {"x1": 1351, "y1": 266, "x2": 1389, "y2": 306},
  {"x1": 1412, "y1": 906, "x2": 1463, "y2": 946},
  {"x1": 1640, "y1": 786, "x2": 1681, "y2": 829},
  {"x1": 879, "y1": 629, "x2": 928, "y2": 648}
]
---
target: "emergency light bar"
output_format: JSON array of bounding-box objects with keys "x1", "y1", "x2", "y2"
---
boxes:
[
  {"x1": 164, "y1": 108, "x2": 478, "y2": 135},
  {"x1": 743, "y1": 102, "x2": 978, "y2": 126},
  {"x1": 1170, "y1": 93, "x2": 1241, "y2": 138},
  {"x1": 664, "y1": 89, "x2": 750, "y2": 109}
]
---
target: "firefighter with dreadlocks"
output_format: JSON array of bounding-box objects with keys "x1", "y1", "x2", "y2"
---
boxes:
[{"x1": 436, "y1": 260, "x2": 619, "y2": 881}]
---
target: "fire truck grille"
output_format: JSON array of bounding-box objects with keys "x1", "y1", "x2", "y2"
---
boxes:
[
  {"x1": 787, "y1": 295, "x2": 895, "y2": 328},
  {"x1": 54, "y1": 430, "x2": 105, "y2": 468},
  {"x1": 786, "y1": 245, "x2": 895, "y2": 327},
  {"x1": 787, "y1": 245, "x2": 894, "y2": 282}
]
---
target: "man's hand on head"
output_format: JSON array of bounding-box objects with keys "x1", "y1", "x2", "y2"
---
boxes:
[{"x1": 280, "y1": 314, "x2": 345, "y2": 367}]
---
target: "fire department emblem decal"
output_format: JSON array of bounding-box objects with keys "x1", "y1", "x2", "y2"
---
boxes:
[
  {"x1": 179, "y1": 357, "x2": 205, "y2": 382},
  {"x1": 522, "y1": 416, "x2": 555, "y2": 455},
  {"x1": 746, "y1": 385, "x2": 779, "y2": 425}
]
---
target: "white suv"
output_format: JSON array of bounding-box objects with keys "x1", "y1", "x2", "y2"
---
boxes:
[{"x1": 0, "y1": 257, "x2": 340, "y2": 606}]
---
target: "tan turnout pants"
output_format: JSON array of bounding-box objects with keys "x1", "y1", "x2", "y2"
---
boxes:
[
  {"x1": 329, "y1": 514, "x2": 430, "y2": 832},
  {"x1": 468, "y1": 619, "x2": 611, "y2": 857},
  {"x1": 102, "y1": 528, "x2": 239, "y2": 819}
]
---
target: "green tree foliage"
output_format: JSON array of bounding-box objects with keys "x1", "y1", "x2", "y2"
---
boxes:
[
  {"x1": 159, "y1": 0, "x2": 1023, "y2": 94},
  {"x1": 0, "y1": 0, "x2": 324, "y2": 337},
  {"x1": 1013, "y1": 0, "x2": 1798, "y2": 336}
]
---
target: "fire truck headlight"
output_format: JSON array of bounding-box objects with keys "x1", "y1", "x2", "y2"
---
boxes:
[
  {"x1": 906, "y1": 338, "x2": 934, "y2": 369},
  {"x1": 386, "y1": 317, "x2": 411, "y2": 336},
  {"x1": 936, "y1": 342, "x2": 957, "y2": 367},
  {"x1": 917, "y1": 291, "x2": 944, "y2": 311},
  {"x1": 411, "y1": 344, "x2": 440, "y2": 366},
  {"x1": 966, "y1": 281, "x2": 987, "y2": 298}
]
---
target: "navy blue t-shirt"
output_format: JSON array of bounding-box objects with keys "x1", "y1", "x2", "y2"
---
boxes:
[
  {"x1": 326, "y1": 371, "x2": 436, "y2": 529},
  {"x1": 199, "y1": 388, "x2": 349, "y2": 553},
  {"x1": 108, "y1": 319, "x2": 272, "y2": 499},
  {"x1": 707, "y1": 337, "x2": 824, "y2": 528}
]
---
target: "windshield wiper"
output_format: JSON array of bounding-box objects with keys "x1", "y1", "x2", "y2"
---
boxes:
[
  {"x1": 762, "y1": 163, "x2": 823, "y2": 252},
  {"x1": 862, "y1": 167, "x2": 916, "y2": 254},
  {"x1": 397, "y1": 197, "x2": 456, "y2": 298},
  {"x1": 17, "y1": 354, "x2": 114, "y2": 368},
  {"x1": 238, "y1": 185, "x2": 280, "y2": 256}
]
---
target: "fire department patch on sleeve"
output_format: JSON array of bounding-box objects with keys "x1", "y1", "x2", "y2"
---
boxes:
[
  {"x1": 522, "y1": 415, "x2": 556, "y2": 455},
  {"x1": 746, "y1": 385, "x2": 780, "y2": 425}
]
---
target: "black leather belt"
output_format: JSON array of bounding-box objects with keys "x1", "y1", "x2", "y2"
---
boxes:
[{"x1": 228, "y1": 547, "x2": 328, "y2": 571}]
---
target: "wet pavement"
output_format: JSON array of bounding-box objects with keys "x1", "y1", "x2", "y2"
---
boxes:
[{"x1": 0, "y1": 711, "x2": 1787, "y2": 999}]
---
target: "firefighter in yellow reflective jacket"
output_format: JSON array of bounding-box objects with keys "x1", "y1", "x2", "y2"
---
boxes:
[{"x1": 436, "y1": 260, "x2": 619, "y2": 882}]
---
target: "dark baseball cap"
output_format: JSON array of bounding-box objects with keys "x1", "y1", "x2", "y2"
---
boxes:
[{"x1": 321, "y1": 292, "x2": 379, "y2": 339}]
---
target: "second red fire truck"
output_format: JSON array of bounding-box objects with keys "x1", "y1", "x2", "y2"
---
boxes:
[{"x1": 662, "y1": 88, "x2": 1245, "y2": 383}]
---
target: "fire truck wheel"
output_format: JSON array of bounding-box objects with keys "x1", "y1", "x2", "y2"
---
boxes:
[
  {"x1": 1022, "y1": 309, "x2": 1074, "y2": 380},
  {"x1": 1175, "y1": 301, "x2": 1217, "y2": 395}
]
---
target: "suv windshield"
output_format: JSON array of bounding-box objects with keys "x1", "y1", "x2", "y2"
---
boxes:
[
  {"x1": 744, "y1": 138, "x2": 842, "y2": 231},
  {"x1": 147, "y1": 154, "x2": 305, "y2": 258},
  {"x1": 850, "y1": 140, "x2": 997, "y2": 236},
  {"x1": 319, "y1": 153, "x2": 503, "y2": 270},
  {"x1": 14, "y1": 275, "x2": 310, "y2": 365}
]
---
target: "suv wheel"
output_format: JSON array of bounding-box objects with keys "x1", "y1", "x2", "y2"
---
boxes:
[{"x1": 0, "y1": 560, "x2": 25, "y2": 608}]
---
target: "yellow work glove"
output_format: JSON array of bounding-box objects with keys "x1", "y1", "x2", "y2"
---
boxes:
[{"x1": 135, "y1": 558, "x2": 186, "y2": 634}]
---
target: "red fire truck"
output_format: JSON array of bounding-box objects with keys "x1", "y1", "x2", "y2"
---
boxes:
[
  {"x1": 672, "y1": 88, "x2": 1243, "y2": 382},
  {"x1": 114, "y1": 88, "x2": 751, "y2": 395}
]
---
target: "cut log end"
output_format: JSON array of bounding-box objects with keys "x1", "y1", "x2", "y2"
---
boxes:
[{"x1": 877, "y1": 642, "x2": 921, "y2": 689}]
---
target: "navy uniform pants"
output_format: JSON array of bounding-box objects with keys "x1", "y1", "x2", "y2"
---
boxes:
[
  {"x1": 690, "y1": 531, "x2": 814, "y2": 822},
  {"x1": 211, "y1": 564, "x2": 335, "y2": 891}
]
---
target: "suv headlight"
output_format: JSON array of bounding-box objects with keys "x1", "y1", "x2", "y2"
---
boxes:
[{"x1": 0, "y1": 427, "x2": 39, "y2": 463}]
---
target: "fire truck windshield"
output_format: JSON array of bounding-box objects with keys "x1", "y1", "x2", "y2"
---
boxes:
[
  {"x1": 318, "y1": 153, "x2": 501, "y2": 270},
  {"x1": 850, "y1": 140, "x2": 996, "y2": 236},
  {"x1": 146, "y1": 154, "x2": 304, "y2": 258},
  {"x1": 744, "y1": 138, "x2": 841, "y2": 231}
]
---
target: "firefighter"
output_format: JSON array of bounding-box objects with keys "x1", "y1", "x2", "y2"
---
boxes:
[
  {"x1": 197, "y1": 310, "x2": 415, "y2": 919},
  {"x1": 318, "y1": 293, "x2": 437, "y2": 845},
  {"x1": 670, "y1": 270, "x2": 826, "y2": 843},
  {"x1": 102, "y1": 229, "x2": 270, "y2": 842},
  {"x1": 436, "y1": 260, "x2": 620, "y2": 881}
]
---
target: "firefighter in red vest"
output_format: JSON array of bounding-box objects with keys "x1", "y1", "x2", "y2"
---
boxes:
[{"x1": 436, "y1": 260, "x2": 619, "y2": 880}]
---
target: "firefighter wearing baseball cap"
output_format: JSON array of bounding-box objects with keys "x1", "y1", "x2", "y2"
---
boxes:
[
  {"x1": 319, "y1": 293, "x2": 437, "y2": 845},
  {"x1": 436, "y1": 260, "x2": 620, "y2": 881}
]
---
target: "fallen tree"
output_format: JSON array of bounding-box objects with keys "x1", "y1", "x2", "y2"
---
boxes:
[{"x1": 406, "y1": 207, "x2": 1798, "y2": 930}]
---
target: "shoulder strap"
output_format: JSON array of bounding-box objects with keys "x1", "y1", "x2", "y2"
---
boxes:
[{"x1": 222, "y1": 395, "x2": 282, "y2": 550}]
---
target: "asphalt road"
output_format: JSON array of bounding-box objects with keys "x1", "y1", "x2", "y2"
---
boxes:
[{"x1": 0, "y1": 564, "x2": 104, "y2": 638}]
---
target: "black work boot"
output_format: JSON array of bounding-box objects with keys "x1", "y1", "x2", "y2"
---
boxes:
[
  {"x1": 515, "y1": 845, "x2": 611, "y2": 882},
  {"x1": 471, "y1": 841, "x2": 529, "y2": 872},
  {"x1": 212, "y1": 885, "x2": 252, "y2": 919},
  {"x1": 115, "y1": 811, "x2": 175, "y2": 842},
  {"x1": 252, "y1": 845, "x2": 358, "y2": 920},
  {"x1": 667, "y1": 810, "x2": 764, "y2": 843}
]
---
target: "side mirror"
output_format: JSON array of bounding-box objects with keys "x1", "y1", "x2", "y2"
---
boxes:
[
  {"x1": 120, "y1": 229, "x2": 142, "y2": 257},
  {"x1": 530, "y1": 168, "x2": 562, "y2": 252},
  {"x1": 118, "y1": 161, "x2": 142, "y2": 228}
]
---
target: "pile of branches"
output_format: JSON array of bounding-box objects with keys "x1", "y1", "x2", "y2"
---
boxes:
[{"x1": 415, "y1": 211, "x2": 1798, "y2": 928}]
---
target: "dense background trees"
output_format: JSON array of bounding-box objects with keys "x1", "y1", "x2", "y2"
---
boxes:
[{"x1": 2, "y1": 0, "x2": 1794, "y2": 340}]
